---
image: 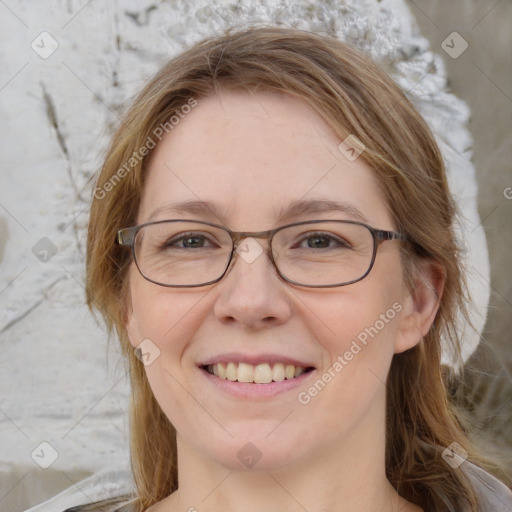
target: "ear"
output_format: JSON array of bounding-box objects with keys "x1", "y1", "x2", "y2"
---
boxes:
[{"x1": 394, "y1": 259, "x2": 445, "y2": 354}]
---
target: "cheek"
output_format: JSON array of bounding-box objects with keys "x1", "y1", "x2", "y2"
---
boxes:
[
  {"x1": 126, "y1": 273, "x2": 211, "y2": 384},
  {"x1": 126, "y1": 281, "x2": 209, "y2": 432},
  {"x1": 291, "y1": 293, "x2": 402, "y2": 447},
  {"x1": 127, "y1": 269, "x2": 201, "y2": 350},
  {"x1": 319, "y1": 284, "x2": 402, "y2": 362},
  {"x1": 302, "y1": 268, "x2": 404, "y2": 402}
]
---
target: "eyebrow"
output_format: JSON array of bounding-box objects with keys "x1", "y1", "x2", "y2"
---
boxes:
[{"x1": 147, "y1": 199, "x2": 369, "y2": 225}]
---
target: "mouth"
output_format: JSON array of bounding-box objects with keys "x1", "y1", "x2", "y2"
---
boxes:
[{"x1": 200, "y1": 362, "x2": 316, "y2": 384}]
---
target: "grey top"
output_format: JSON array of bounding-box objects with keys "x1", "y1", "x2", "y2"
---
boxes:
[
  {"x1": 460, "y1": 460, "x2": 512, "y2": 512},
  {"x1": 24, "y1": 458, "x2": 512, "y2": 512}
]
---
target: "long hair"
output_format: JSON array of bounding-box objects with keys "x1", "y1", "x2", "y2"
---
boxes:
[{"x1": 86, "y1": 26, "x2": 499, "y2": 511}]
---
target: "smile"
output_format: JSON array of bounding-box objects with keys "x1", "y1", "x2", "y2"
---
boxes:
[{"x1": 202, "y1": 362, "x2": 315, "y2": 384}]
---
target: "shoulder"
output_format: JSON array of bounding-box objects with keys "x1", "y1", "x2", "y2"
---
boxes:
[
  {"x1": 418, "y1": 441, "x2": 512, "y2": 511},
  {"x1": 25, "y1": 496, "x2": 136, "y2": 512},
  {"x1": 62, "y1": 497, "x2": 137, "y2": 511},
  {"x1": 23, "y1": 469, "x2": 135, "y2": 512},
  {"x1": 459, "y1": 459, "x2": 512, "y2": 511}
]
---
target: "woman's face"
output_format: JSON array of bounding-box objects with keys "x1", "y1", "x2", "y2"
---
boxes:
[{"x1": 126, "y1": 89, "x2": 421, "y2": 471}]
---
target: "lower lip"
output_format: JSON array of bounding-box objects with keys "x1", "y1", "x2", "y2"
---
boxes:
[{"x1": 199, "y1": 367, "x2": 316, "y2": 399}]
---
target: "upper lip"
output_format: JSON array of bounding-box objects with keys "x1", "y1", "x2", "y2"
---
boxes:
[{"x1": 198, "y1": 352, "x2": 316, "y2": 368}]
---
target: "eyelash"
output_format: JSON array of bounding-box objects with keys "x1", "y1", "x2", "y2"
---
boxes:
[{"x1": 161, "y1": 231, "x2": 350, "y2": 250}]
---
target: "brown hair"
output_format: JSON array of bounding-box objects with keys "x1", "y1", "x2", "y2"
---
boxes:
[{"x1": 86, "y1": 26, "x2": 496, "y2": 511}]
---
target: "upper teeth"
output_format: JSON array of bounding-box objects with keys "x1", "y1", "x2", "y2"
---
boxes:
[{"x1": 206, "y1": 362, "x2": 308, "y2": 383}]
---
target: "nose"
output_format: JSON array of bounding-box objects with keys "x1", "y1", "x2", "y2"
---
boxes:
[{"x1": 212, "y1": 237, "x2": 293, "y2": 330}]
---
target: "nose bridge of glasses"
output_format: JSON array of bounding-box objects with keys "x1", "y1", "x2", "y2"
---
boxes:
[
  {"x1": 230, "y1": 228, "x2": 274, "y2": 252},
  {"x1": 227, "y1": 230, "x2": 277, "y2": 275}
]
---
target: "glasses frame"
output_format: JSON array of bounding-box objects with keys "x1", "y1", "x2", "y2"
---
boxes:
[{"x1": 117, "y1": 218, "x2": 408, "y2": 288}]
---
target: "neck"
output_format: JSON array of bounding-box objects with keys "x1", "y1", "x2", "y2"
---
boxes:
[{"x1": 162, "y1": 415, "x2": 421, "y2": 512}]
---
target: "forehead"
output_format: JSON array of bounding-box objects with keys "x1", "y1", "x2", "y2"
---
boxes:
[{"x1": 139, "y1": 90, "x2": 393, "y2": 229}]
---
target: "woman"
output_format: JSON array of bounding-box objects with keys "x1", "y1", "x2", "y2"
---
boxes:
[{"x1": 78, "y1": 26, "x2": 510, "y2": 511}]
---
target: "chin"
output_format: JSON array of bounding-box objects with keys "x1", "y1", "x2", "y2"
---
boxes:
[{"x1": 198, "y1": 430, "x2": 310, "y2": 471}]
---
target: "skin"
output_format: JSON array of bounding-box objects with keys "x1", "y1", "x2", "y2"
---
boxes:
[{"x1": 126, "y1": 89, "x2": 443, "y2": 512}]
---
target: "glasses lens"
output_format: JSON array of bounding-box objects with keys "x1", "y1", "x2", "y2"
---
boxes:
[
  {"x1": 134, "y1": 221, "x2": 232, "y2": 286},
  {"x1": 132, "y1": 220, "x2": 375, "y2": 287},
  {"x1": 273, "y1": 221, "x2": 375, "y2": 286}
]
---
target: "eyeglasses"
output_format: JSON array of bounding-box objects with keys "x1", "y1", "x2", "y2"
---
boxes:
[{"x1": 117, "y1": 219, "x2": 408, "y2": 288}]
